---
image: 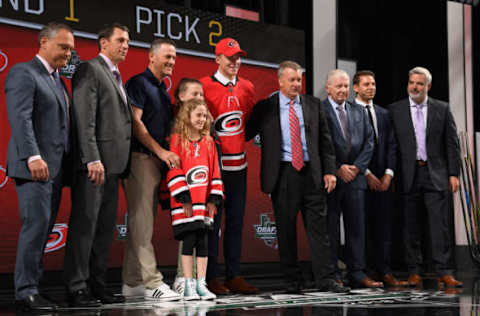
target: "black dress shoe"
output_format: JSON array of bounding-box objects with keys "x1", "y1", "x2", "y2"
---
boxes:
[
  {"x1": 68, "y1": 289, "x2": 101, "y2": 307},
  {"x1": 15, "y1": 294, "x2": 58, "y2": 311},
  {"x1": 285, "y1": 281, "x2": 303, "y2": 294},
  {"x1": 91, "y1": 287, "x2": 125, "y2": 304},
  {"x1": 318, "y1": 279, "x2": 351, "y2": 293}
]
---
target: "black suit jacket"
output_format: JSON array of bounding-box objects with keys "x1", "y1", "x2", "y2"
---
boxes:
[
  {"x1": 322, "y1": 99, "x2": 374, "y2": 189},
  {"x1": 389, "y1": 97, "x2": 460, "y2": 192},
  {"x1": 246, "y1": 93, "x2": 336, "y2": 194},
  {"x1": 353, "y1": 103, "x2": 397, "y2": 177}
]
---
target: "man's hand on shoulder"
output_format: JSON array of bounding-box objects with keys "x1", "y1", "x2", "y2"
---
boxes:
[{"x1": 158, "y1": 148, "x2": 181, "y2": 169}]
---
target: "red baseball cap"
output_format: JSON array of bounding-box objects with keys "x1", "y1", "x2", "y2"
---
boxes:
[{"x1": 215, "y1": 38, "x2": 246, "y2": 57}]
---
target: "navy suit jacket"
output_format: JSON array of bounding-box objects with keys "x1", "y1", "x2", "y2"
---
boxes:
[
  {"x1": 389, "y1": 97, "x2": 460, "y2": 192},
  {"x1": 353, "y1": 102, "x2": 397, "y2": 177},
  {"x1": 5, "y1": 57, "x2": 69, "y2": 180},
  {"x1": 322, "y1": 99, "x2": 374, "y2": 189}
]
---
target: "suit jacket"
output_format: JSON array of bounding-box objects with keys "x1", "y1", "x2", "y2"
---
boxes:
[
  {"x1": 246, "y1": 93, "x2": 336, "y2": 194},
  {"x1": 322, "y1": 99, "x2": 374, "y2": 189},
  {"x1": 72, "y1": 56, "x2": 132, "y2": 175},
  {"x1": 389, "y1": 97, "x2": 460, "y2": 192},
  {"x1": 353, "y1": 102, "x2": 397, "y2": 177},
  {"x1": 5, "y1": 57, "x2": 69, "y2": 180}
]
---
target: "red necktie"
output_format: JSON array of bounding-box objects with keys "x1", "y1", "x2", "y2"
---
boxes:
[{"x1": 289, "y1": 100, "x2": 304, "y2": 171}]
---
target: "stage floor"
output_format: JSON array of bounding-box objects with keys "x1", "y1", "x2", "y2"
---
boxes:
[{"x1": 1, "y1": 273, "x2": 478, "y2": 315}]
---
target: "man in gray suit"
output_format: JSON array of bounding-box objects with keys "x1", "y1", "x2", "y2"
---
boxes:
[
  {"x1": 64, "y1": 23, "x2": 132, "y2": 307},
  {"x1": 389, "y1": 66, "x2": 462, "y2": 288},
  {"x1": 5, "y1": 22, "x2": 74, "y2": 311}
]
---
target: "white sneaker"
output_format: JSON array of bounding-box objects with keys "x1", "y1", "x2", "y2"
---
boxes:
[
  {"x1": 145, "y1": 283, "x2": 181, "y2": 301},
  {"x1": 182, "y1": 278, "x2": 200, "y2": 301},
  {"x1": 122, "y1": 283, "x2": 145, "y2": 297},
  {"x1": 173, "y1": 276, "x2": 185, "y2": 294},
  {"x1": 196, "y1": 278, "x2": 216, "y2": 300}
]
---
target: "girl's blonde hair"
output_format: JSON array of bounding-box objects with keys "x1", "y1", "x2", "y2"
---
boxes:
[{"x1": 174, "y1": 99, "x2": 213, "y2": 154}]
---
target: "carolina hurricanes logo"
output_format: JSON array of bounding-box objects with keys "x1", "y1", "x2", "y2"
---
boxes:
[
  {"x1": 215, "y1": 111, "x2": 243, "y2": 136},
  {"x1": 0, "y1": 49, "x2": 8, "y2": 72},
  {"x1": 228, "y1": 41, "x2": 235, "y2": 47},
  {"x1": 0, "y1": 164, "x2": 8, "y2": 189},
  {"x1": 164, "y1": 76, "x2": 172, "y2": 92},
  {"x1": 44, "y1": 224, "x2": 68, "y2": 253},
  {"x1": 186, "y1": 166, "x2": 209, "y2": 188}
]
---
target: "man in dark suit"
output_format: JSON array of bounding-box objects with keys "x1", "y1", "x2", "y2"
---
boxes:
[
  {"x1": 5, "y1": 22, "x2": 74, "y2": 311},
  {"x1": 246, "y1": 61, "x2": 349, "y2": 294},
  {"x1": 64, "y1": 23, "x2": 132, "y2": 307},
  {"x1": 322, "y1": 69, "x2": 381, "y2": 288},
  {"x1": 352, "y1": 70, "x2": 407, "y2": 287},
  {"x1": 389, "y1": 66, "x2": 462, "y2": 287}
]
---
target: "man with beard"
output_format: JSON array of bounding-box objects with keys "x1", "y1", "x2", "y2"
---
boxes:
[{"x1": 389, "y1": 66, "x2": 462, "y2": 288}]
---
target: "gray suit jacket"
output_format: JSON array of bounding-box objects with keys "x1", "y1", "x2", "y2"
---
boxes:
[
  {"x1": 5, "y1": 57, "x2": 68, "y2": 180},
  {"x1": 389, "y1": 97, "x2": 460, "y2": 192},
  {"x1": 322, "y1": 99, "x2": 374, "y2": 189},
  {"x1": 72, "y1": 56, "x2": 132, "y2": 175}
]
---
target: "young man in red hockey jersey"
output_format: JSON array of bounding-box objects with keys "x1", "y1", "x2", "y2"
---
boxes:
[{"x1": 200, "y1": 38, "x2": 257, "y2": 295}]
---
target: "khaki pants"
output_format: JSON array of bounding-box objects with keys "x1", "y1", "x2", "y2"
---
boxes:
[{"x1": 122, "y1": 152, "x2": 164, "y2": 289}]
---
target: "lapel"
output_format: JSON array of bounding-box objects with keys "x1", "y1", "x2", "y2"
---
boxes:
[
  {"x1": 96, "y1": 56, "x2": 129, "y2": 109},
  {"x1": 346, "y1": 102, "x2": 355, "y2": 139},
  {"x1": 373, "y1": 104, "x2": 383, "y2": 133},
  {"x1": 33, "y1": 57, "x2": 67, "y2": 115},
  {"x1": 272, "y1": 92, "x2": 281, "y2": 135},
  {"x1": 398, "y1": 99, "x2": 416, "y2": 145},
  {"x1": 426, "y1": 98, "x2": 437, "y2": 142},
  {"x1": 324, "y1": 99, "x2": 348, "y2": 148}
]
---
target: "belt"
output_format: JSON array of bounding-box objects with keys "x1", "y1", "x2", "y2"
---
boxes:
[{"x1": 416, "y1": 160, "x2": 427, "y2": 166}]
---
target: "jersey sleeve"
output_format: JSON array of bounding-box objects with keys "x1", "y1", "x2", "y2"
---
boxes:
[
  {"x1": 166, "y1": 135, "x2": 192, "y2": 203},
  {"x1": 208, "y1": 138, "x2": 224, "y2": 204}
]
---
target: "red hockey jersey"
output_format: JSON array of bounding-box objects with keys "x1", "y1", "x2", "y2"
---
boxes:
[
  {"x1": 167, "y1": 134, "x2": 224, "y2": 239},
  {"x1": 200, "y1": 74, "x2": 255, "y2": 171}
]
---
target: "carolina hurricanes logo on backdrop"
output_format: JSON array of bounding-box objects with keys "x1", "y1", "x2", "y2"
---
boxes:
[
  {"x1": 0, "y1": 164, "x2": 8, "y2": 189},
  {"x1": 214, "y1": 111, "x2": 243, "y2": 136},
  {"x1": 164, "y1": 76, "x2": 172, "y2": 92},
  {"x1": 186, "y1": 166, "x2": 209, "y2": 187},
  {"x1": 44, "y1": 224, "x2": 68, "y2": 253},
  {"x1": 0, "y1": 49, "x2": 8, "y2": 72}
]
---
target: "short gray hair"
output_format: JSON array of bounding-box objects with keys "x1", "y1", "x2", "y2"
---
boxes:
[
  {"x1": 278, "y1": 60, "x2": 302, "y2": 78},
  {"x1": 150, "y1": 38, "x2": 176, "y2": 54},
  {"x1": 409, "y1": 66, "x2": 432, "y2": 85},
  {"x1": 326, "y1": 69, "x2": 349, "y2": 85},
  {"x1": 38, "y1": 22, "x2": 73, "y2": 46}
]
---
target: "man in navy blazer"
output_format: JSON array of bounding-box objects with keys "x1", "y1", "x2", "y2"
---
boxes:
[
  {"x1": 246, "y1": 61, "x2": 349, "y2": 294},
  {"x1": 5, "y1": 22, "x2": 74, "y2": 311},
  {"x1": 389, "y1": 67, "x2": 462, "y2": 288},
  {"x1": 352, "y1": 70, "x2": 407, "y2": 287},
  {"x1": 322, "y1": 69, "x2": 381, "y2": 288}
]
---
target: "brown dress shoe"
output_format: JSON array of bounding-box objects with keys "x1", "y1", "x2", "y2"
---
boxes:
[
  {"x1": 407, "y1": 274, "x2": 422, "y2": 287},
  {"x1": 207, "y1": 278, "x2": 230, "y2": 295},
  {"x1": 382, "y1": 274, "x2": 409, "y2": 287},
  {"x1": 224, "y1": 276, "x2": 259, "y2": 294},
  {"x1": 355, "y1": 276, "x2": 383, "y2": 288},
  {"x1": 437, "y1": 275, "x2": 463, "y2": 288}
]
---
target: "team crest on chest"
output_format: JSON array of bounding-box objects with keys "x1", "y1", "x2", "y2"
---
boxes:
[{"x1": 186, "y1": 165, "x2": 209, "y2": 187}]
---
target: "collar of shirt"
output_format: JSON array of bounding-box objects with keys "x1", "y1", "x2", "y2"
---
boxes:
[
  {"x1": 328, "y1": 96, "x2": 346, "y2": 111},
  {"x1": 409, "y1": 96, "x2": 428, "y2": 108},
  {"x1": 355, "y1": 98, "x2": 373, "y2": 108},
  {"x1": 144, "y1": 67, "x2": 166, "y2": 88},
  {"x1": 99, "y1": 53, "x2": 120, "y2": 73},
  {"x1": 279, "y1": 92, "x2": 300, "y2": 108},
  {"x1": 36, "y1": 54, "x2": 56, "y2": 75},
  {"x1": 214, "y1": 71, "x2": 237, "y2": 86}
]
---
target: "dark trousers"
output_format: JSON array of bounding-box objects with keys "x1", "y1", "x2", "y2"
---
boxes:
[
  {"x1": 403, "y1": 165, "x2": 452, "y2": 275},
  {"x1": 207, "y1": 169, "x2": 247, "y2": 281},
  {"x1": 271, "y1": 163, "x2": 334, "y2": 287},
  {"x1": 365, "y1": 188, "x2": 393, "y2": 275},
  {"x1": 14, "y1": 165, "x2": 63, "y2": 299},
  {"x1": 327, "y1": 185, "x2": 366, "y2": 281},
  {"x1": 64, "y1": 172, "x2": 120, "y2": 292}
]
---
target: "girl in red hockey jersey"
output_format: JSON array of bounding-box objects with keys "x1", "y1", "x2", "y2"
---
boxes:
[{"x1": 167, "y1": 99, "x2": 223, "y2": 300}]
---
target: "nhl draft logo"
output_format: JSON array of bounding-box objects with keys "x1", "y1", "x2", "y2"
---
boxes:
[
  {"x1": 60, "y1": 49, "x2": 81, "y2": 79},
  {"x1": 186, "y1": 166, "x2": 209, "y2": 188},
  {"x1": 116, "y1": 213, "x2": 128, "y2": 240},
  {"x1": 214, "y1": 111, "x2": 243, "y2": 136},
  {"x1": 45, "y1": 224, "x2": 68, "y2": 253},
  {"x1": 253, "y1": 213, "x2": 277, "y2": 249},
  {"x1": 0, "y1": 49, "x2": 8, "y2": 72}
]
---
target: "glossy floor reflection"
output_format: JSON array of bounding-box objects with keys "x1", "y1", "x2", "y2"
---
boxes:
[{"x1": 2, "y1": 274, "x2": 480, "y2": 315}]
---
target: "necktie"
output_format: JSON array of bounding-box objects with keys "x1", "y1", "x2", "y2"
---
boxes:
[
  {"x1": 365, "y1": 105, "x2": 378, "y2": 143},
  {"x1": 336, "y1": 105, "x2": 351, "y2": 149},
  {"x1": 52, "y1": 71, "x2": 69, "y2": 152},
  {"x1": 113, "y1": 70, "x2": 127, "y2": 103},
  {"x1": 414, "y1": 104, "x2": 427, "y2": 161},
  {"x1": 289, "y1": 100, "x2": 304, "y2": 171}
]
